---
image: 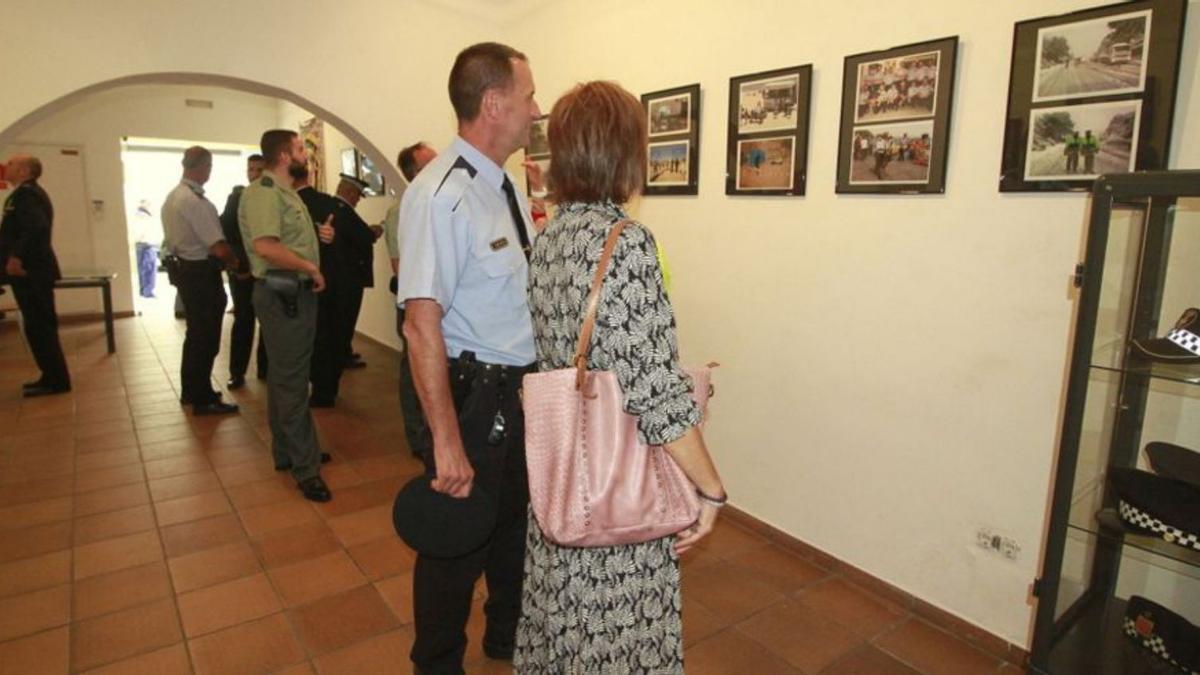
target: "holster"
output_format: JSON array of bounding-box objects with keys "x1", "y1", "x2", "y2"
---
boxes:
[
  {"x1": 162, "y1": 255, "x2": 183, "y2": 287},
  {"x1": 264, "y1": 269, "x2": 301, "y2": 318}
]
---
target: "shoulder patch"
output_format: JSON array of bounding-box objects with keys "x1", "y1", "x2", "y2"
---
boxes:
[
  {"x1": 261, "y1": 176, "x2": 274, "y2": 188},
  {"x1": 434, "y1": 156, "x2": 477, "y2": 197}
]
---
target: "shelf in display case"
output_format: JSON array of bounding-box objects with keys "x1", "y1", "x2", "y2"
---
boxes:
[{"x1": 1067, "y1": 484, "x2": 1200, "y2": 570}]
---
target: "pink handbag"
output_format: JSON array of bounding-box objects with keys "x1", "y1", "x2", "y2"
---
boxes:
[{"x1": 522, "y1": 220, "x2": 712, "y2": 547}]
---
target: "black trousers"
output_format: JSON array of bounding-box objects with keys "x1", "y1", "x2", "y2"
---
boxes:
[
  {"x1": 344, "y1": 284, "x2": 364, "y2": 359},
  {"x1": 174, "y1": 260, "x2": 225, "y2": 405},
  {"x1": 396, "y1": 307, "x2": 424, "y2": 456},
  {"x1": 227, "y1": 274, "x2": 267, "y2": 379},
  {"x1": 410, "y1": 356, "x2": 533, "y2": 675},
  {"x1": 10, "y1": 278, "x2": 70, "y2": 387},
  {"x1": 310, "y1": 280, "x2": 357, "y2": 403}
]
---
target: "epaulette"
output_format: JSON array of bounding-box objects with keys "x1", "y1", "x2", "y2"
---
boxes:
[{"x1": 261, "y1": 176, "x2": 274, "y2": 188}]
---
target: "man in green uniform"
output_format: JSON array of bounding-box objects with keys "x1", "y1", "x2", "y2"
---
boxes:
[
  {"x1": 1080, "y1": 130, "x2": 1100, "y2": 175},
  {"x1": 1063, "y1": 132, "x2": 1080, "y2": 174},
  {"x1": 238, "y1": 129, "x2": 333, "y2": 503}
]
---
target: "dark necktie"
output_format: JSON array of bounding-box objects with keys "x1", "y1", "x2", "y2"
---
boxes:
[{"x1": 500, "y1": 177, "x2": 532, "y2": 260}]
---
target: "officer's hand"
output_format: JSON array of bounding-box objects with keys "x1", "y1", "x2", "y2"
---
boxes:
[
  {"x1": 312, "y1": 270, "x2": 326, "y2": 293},
  {"x1": 431, "y1": 440, "x2": 474, "y2": 499},
  {"x1": 5, "y1": 257, "x2": 25, "y2": 277},
  {"x1": 318, "y1": 215, "x2": 335, "y2": 244},
  {"x1": 369, "y1": 224, "x2": 384, "y2": 240}
]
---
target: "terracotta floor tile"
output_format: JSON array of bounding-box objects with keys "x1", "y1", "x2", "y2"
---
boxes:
[
  {"x1": 795, "y1": 578, "x2": 907, "y2": 639},
  {"x1": 822, "y1": 645, "x2": 922, "y2": 675},
  {"x1": 1, "y1": 455, "x2": 74, "y2": 484},
  {"x1": 187, "y1": 613, "x2": 306, "y2": 675},
  {"x1": 177, "y1": 572, "x2": 282, "y2": 638},
  {"x1": 0, "y1": 585, "x2": 71, "y2": 641},
  {"x1": 682, "y1": 559, "x2": 786, "y2": 623},
  {"x1": 252, "y1": 520, "x2": 343, "y2": 569},
  {"x1": 269, "y1": 551, "x2": 367, "y2": 608},
  {"x1": 73, "y1": 504, "x2": 156, "y2": 545},
  {"x1": 346, "y1": 535, "x2": 416, "y2": 581},
  {"x1": 690, "y1": 519, "x2": 771, "y2": 560},
  {"x1": 73, "y1": 464, "x2": 145, "y2": 494},
  {"x1": 206, "y1": 428, "x2": 263, "y2": 449},
  {"x1": 0, "y1": 497, "x2": 73, "y2": 531},
  {"x1": 684, "y1": 628, "x2": 802, "y2": 675},
  {"x1": 75, "y1": 430, "x2": 139, "y2": 453},
  {"x1": 312, "y1": 628, "x2": 412, "y2": 675},
  {"x1": 143, "y1": 454, "x2": 212, "y2": 481},
  {"x1": 0, "y1": 521, "x2": 71, "y2": 563},
  {"x1": 0, "y1": 550, "x2": 71, "y2": 598},
  {"x1": 139, "y1": 438, "x2": 205, "y2": 462},
  {"x1": 289, "y1": 585, "x2": 401, "y2": 655},
  {"x1": 73, "y1": 418, "x2": 134, "y2": 440},
  {"x1": 725, "y1": 544, "x2": 830, "y2": 593},
  {"x1": 206, "y1": 443, "x2": 268, "y2": 467},
  {"x1": 319, "y1": 462, "x2": 366, "y2": 490},
  {"x1": 80, "y1": 643, "x2": 191, "y2": 675},
  {"x1": 73, "y1": 482, "x2": 150, "y2": 517},
  {"x1": 168, "y1": 539, "x2": 262, "y2": 593},
  {"x1": 0, "y1": 476, "x2": 74, "y2": 508},
  {"x1": 239, "y1": 499, "x2": 320, "y2": 537},
  {"x1": 73, "y1": 448, "x2": 141, "y2": 474},
  {"x1": 313, "y1": 480, "x2": 395, "y2": 518},
  {"x1": 70, "y1": 597, "x2": 181, "y2": 672},
  {"x1": 215, "y1": 459, "x2": 280, "y2": 488},
  {"x1": 682, "y1": 596, "x2": 727, "y2": 648},
  {"x1": 373, "y1": 573, "x2": 414, "y2": 625},
  {"x1": 72, "y1": 560, "x2": 172, "y2": 620},
  {"x1": 325, "y1": 505, "x2": 394, "y2": 548},
  {"x1": 133, "y1": 411, "x2": 190, "y2": 430},
  {"x1": 73, "y1": 529, "x2": 162, "y2": 580},
  {"x1": 873, "y1": 618, "x2": 1002, "y2": 675},
  {"x1": 154, "y1": 490, "x2": 232, "y2": 527},
  {"x1": 148, "y1": 470, "x2": 222, "y2": 502},
  {"x1": 227, "y1": 478, "x2": 297, "y2": 510},
  {"x1": 0, "y1": 626, "x2": 70, "y2": 675},
  {"x1": 737, "y1": 599, "x2": 863, "y2": 672},
  {"x1": 136, "y1": 422, "x2": 197, "y2": 445},
  {"x1": 160, "y1": 513, "x2": 246, "y2": 558}
]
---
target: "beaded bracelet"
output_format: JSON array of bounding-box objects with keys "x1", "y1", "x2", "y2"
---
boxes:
[{"x1": 697, "y1": 489, "x2": 728, "y2": 508}]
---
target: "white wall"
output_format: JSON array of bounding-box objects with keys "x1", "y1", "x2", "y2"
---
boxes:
[
  {"x1": 507, "y1": 0, "x2": 1200, "y2": 647},
  {"x1": 1, "y1": 85, "x2": 281, "y2": 313},
  {"x1": 2, "y1": 0, "x2": 1197, "y2": 649}
]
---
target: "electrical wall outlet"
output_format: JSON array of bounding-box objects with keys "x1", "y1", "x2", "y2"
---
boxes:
[{"x1": 976, "y1": 528, "x2": 1021, "y2": 561}]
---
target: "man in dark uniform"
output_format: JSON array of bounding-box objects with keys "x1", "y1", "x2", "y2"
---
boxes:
[
  {"x1": 220, "y1": 154, "x2": 268, "y2": 389},
  {"x1": 333, "y1": 173, "x2": 381, "y2": 373},
  {"x1": 0, "y1": 154, "x2": 71, "y2": 397},
  {"x1": 162, "y1": 146, "x2": 239, "y2": 415},
  {"x1": 294, "y1": 167, "x2": 346, "y2": 407}
]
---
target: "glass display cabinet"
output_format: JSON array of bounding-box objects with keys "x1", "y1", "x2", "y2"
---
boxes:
[{"x1": 1031, "y1": 170, "x2": 1200, "y2": 674}]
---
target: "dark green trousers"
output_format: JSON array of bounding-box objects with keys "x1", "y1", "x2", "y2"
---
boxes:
[{"x1": 253, "y1": 281, "x2": 323, "y2": 482}]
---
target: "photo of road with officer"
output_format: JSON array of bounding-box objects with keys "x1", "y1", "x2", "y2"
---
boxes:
[{"x1": 1033, "y1": 9, "x2": 1149, "y2": 102}]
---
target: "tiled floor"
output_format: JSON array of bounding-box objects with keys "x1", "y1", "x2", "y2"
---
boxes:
[{"x1": 0, "y1": 309, "x2": 1022, "y2": 674}]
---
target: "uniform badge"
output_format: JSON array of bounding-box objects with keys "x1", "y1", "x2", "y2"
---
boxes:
[{"x1": 490, "y1": 237, "x2": 510, "y2": 251}]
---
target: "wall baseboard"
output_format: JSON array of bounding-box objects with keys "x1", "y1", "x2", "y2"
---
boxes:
[
  {"x1": 350, "y1": 328, "x2": 1029, "y2": 667},
  {"x1": 60, "y1": 310, "x2": 135, "y2": 324},
  {"x1": 722, "y1": 505, "x2": 1029, "y2": 668}
]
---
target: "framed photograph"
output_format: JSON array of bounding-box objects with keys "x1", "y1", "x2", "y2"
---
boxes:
[
  {"x1": 357, "y1": 152, "x2": 385, "y2": 197},
  {"x1": 340, "y1": 148, "x2": 358, "y2": 177},
  {"x1": 836, "y1": 36, "x2": 958, "y2": 194},
  {"x1": 642, "y1": 84, "x2": 700, "y2": 196},
  {"x1": 299, "y1": 117, "x2": 325, "y2": 191},
  {"x1": 999, "y1": 0, "x2": 1186, "y2": 192},
  {"x1": 528, "y1": 115, "x2": 550, "y2": 158},
  {"x1": 727, "y1": 65, "x2": 812, "y2": 196},
  {"x1": 526, "y1": 157, "x2": 550, "y2": 198}
]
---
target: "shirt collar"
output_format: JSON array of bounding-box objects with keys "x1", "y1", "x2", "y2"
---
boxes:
[
  {"x1": 181, "y1": 178, "x2": 205, "y2": 196},
  {"x1": 452, "y1": 136, "x2": 508, "y2": 193}
]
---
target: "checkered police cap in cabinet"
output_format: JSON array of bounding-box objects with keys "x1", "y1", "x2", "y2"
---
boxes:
[
  {"x1": 1132, "y1": 308, "x2": 1200, "y2": 364},
  {"x1": 1109, "y1": 467, "x2": 1200, "y2": 552},
  {"x1": 1122, "y1": 595, "x2": 1200, "y2": 674}
]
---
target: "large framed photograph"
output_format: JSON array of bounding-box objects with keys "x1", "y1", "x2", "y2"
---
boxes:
[
  {"x1": 642, "y1": 84, "x2": 700, "y2": 196},
  {"x1": 999, "y1": 0, "x2": 1186, "y2": 192},
  {"x1": 524, "y1": 115, "x2": 550, "y2": 198},
  {"x1": 836, "y1": 36, "x2": 958, "y2": 194},
  {"x1": 726, "y1": 65, "x2": 812, "y2": 196},
  {"x1": 357, "y1": 152, "x2": 385, "y2": 197}
]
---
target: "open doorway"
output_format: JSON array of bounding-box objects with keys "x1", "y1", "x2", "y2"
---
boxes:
[{"x1": 120, "y1": 137, "x2": 256, "y2": 317}]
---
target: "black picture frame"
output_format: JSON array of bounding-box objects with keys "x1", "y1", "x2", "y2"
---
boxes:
[
  {"x1": 642, "y1": 84, "x2": 701, "y2": 196},
  {"x1": 835, "y1": 36, "x2": 958, "y2": 195},
  {"x1": 524, "y1": 115, "x2": 550, "y2": 198},
  {"x1": 357, "y1": 151, "x2": 385, "y2": 197},
  {"x1": 726, "y1": 65, "x2": 812, "y2": 197},
  {"x1": 999, "y1": 0, "x2": 1187, "y2": 192}
]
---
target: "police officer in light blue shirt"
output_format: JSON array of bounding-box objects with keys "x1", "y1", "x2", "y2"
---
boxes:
[{"x1": 395, "y1": 41, "x2": 540, "y2": 674}]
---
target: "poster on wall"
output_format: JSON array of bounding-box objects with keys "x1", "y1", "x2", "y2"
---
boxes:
[
  {"x1": 835, "y1": 36, "x2": 958, "y2": 194},
  {"x1": 726, "y1": 65, "x2": 812, "y2": 196},
  {"x1": 998, "y1": 0, "x2": 1187, "y2": 192},
  {"x1": 642, "y1": 84, "x2": 701, "y2": 196},
  {"x1": 299, "y1": 117, "x2": 324, "y2": 192},
  {"x1": 524, "y1": 115, "x2": 550, "y2": 198}
]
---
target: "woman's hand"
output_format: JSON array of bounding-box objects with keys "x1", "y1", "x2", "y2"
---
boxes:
[{"x1": 674, "y1": 502, "x2": 719, "y2": 555}]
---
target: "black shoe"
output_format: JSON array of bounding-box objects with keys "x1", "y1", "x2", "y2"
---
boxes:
[
  {"x1": 275, "y1": 452, "x2": 332, "y2": 472},
  {"x1": 309, "y1": 398, "x2": 335, "y2": 408},
  {"x1": 482, "y1": 641, "x2": 515, "y2": 661},
  {"x1": 23, "y1": 383, "x2": 71, "y2": 398},
  {"x1": 193, "y1": 401, "x2": 239, "y2": 416},
  {"x1": 298, "y1": 476, "x2": 332, "y2": 502},
  {"x1": 343, "y1": 359, "x2": 367, "y2": 369},
  {"x1": 21, "y1": 379, "x2": 46, "y2": 390},
  {"x1": 227, "y1": 375, "x2": 246, "y2": 390}
]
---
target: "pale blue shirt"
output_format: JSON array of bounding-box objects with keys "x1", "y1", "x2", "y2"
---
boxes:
[
  {"x1": 395, "y1": 136, "x2": 536, "y2": 366},
  {"x1": 162, "y1": 179, "x2": 224, "y2": 260}
]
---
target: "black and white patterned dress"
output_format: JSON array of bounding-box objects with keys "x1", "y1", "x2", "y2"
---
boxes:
[{"x1": 515, "y1": 200, "x2": 701, "y2": 674}]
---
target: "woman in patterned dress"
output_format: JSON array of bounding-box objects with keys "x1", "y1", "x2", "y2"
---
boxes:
[{"x1": 514, "y1": 81, "x2": 727, "y2": 674}]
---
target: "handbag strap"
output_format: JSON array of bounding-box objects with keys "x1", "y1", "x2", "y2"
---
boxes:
[{"x1": 573, "y1": 219, "x2": 632, "y2": 391}]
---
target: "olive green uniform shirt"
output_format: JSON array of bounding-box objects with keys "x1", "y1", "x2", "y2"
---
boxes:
[{"x1": 237, "y1": 172, "x2": 320, "y2": 279}]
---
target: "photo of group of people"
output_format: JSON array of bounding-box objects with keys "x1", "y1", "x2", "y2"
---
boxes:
[
  {"x1": 738, "y1": 74, "x2": 800, "y2": 134},
  {"x1": 854, "y1": 51, "x2": 940, "y2": 124},
  {"x1": 648, "y1": 93, "x2": 692, "y2": 136},
  {"x1": 1022, "y1": 9, "x2": 1148, "y2": 181},
  {"x1": 849, "y1": 121, "x2": 933, "y2": 185}
]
